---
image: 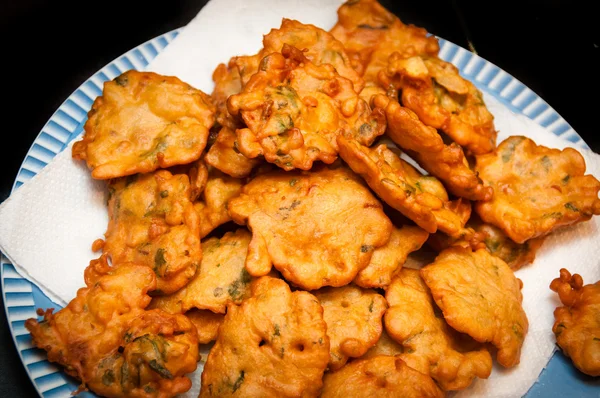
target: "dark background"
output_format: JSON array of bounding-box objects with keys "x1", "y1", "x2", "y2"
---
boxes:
[{"x1": 0, "y1": 0, "x2": 598, "y2": 396}]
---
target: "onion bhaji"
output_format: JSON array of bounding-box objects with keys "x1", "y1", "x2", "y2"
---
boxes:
[
  {"x1": 373, "y1": 94, "x2": 492, "y2": 201},
  {"x1": 321, "y1": 356, "x2": 444, "y2": 398},
  {"x1": 186, "y1": 309, "x2": 224, "y2": 345},
  {"x1": 354, "y1": 225, "x2": 429, "y2": 289},
  {"x1": 25, "y1": 257, "x2": 199, "y2": 397},
  {"x1": 228, "y1": 45, "x2": 384, "y2": 170},
  {"x1": 205, "y1": 126, "x2": 261, "y2": 178},
  {"x1": 150, "y1": 229, "x2": 253, "y2": 315},
  {"x1": 227, "y1": 166, "x2": 392, "y2": 290},
  {"x1": 72, "y1": 70, "x2": 215, "y2": 179},
  {"x1": 384, "y1": 268, "x2": 492, "y2": 390},
  {"x1": 103, "y1": 170, "x2": 201, "y2": 295},
  {"x1": 314, "y1": 285, "x2": 387, "y2": 370},
  {"x1": 550, "y1": 268, "x2": 600, "y2": 377},
  {"x1": 212, "y1": 58, "x2": 244, "y2": 129},
  {"x1": 200, "y1": 276, "x2": 330, "y2": 397},
  {"x1": 337, "y1": 136, "x2": 473, "y2": 236},
  {"x1": 475, "y1": 136, "x2": 600, "y2": 243},
  {"x1": 421, "y1": 247, "x2": 529, "y2": 368}
]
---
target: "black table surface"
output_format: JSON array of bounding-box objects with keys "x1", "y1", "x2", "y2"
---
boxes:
[{"x1": 1, "y1": 0, "x2": 598, "y2": 396}]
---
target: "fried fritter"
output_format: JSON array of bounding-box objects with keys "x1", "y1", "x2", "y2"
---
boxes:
[
  {"x1": 72, "y1": 70, "x2": 215, "y2": 179},
  {"x1": 25, "y1": 257, "x2": 199, "y2": 397},
  {"x1": 475, "y1": 136, "x2": 600, "y2": 243},
  {"x1": 314, "y1": 285, "x2": 387, "y2": 370},
  {"x1": 193, "y1": 168, "x2": 244, "y2": 238},
  {"x1": 330, "y1": 0, "x2": 439, "y2": 82},
  {"x1": 421, "y1": 247, "x2": 528, "y2": 368},
  {"x1": 228, "y1": 46, "x2": 384, "y2": 170},
  {"x1": 550, "y1": 268, "x2": 600, "y2": 377},
  {"x1": 150, "y1": 229, "x2": 253, "y2": 314},
  {"x1": 384, "y1": 268, "x2": 492, "y2": 390},
  {"x1": 337, "y1": 137, "x2": 473, "y2": 236},
  {"x1": 381, "y1": 55, "x2": 496, "y2": 155},
  {"x1": 361, "y1": 329, "x2": 404, "y2": 359},
  {"x1": 200, "y1": 276, "x2": 330, "y2": 397},
  {"x1": 354, "y1": 225, "x2": 429, "y2": 289},
  {"x1": 212, "y1": 58, "x2": 243, "y2": 129},
  {"x1": 205, "y1": 126, "x2": 261, "y2": 178},
  {"x1": 373, "y1": 94, "x2": 492, "y2": 201},
  {"x1": 186, "y1": 309, "x2": 224, "y2": 345},
  {"x1": 103, "y1": 170, "x2": 201, "y2": 295},
  {"x1": 321, "y1": 356, "x2": 444, "y2": 398},
  {"x1": 228, "y1": 166, "x2": 392, "y2": 290}
]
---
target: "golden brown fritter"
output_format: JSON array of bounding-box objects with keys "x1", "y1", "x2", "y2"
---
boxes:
[
  {"x1": 228, "y1": 166, "x2": 392, "y2": 290},
  {"x1": 381, "y1": 55, "x2": 496, "y2": 155},
  {"x1": 550, "y1": 268, "x2": 600, "y2": 377},
  {"x1": 205, "y1": 126, "x2": 261, "y2": 178},
  {"x1": 186, "y1": 309, "x2": 224, "y2": 345},
  {"x1": 212, "y1": 58, "x2": 243, "y2": 129},
  {"x1": 103, "y1": 170, "x2": 201, "y2": 295},
  {"x1": 193, "y1": 168, "x2": 244, "y2": 238},
  {"x1": 337, "y1": 137, "x2": 473, "y2": 236},
  {"x1": 25, "y1": 257, "x2": 199, "y2": 397},
  {"x1": 373, "y1": 94, "x2": 492, "y2": 201},
  {"x1": 421, "y1": 247, "x2": 529, "y2": 368},
  {"x1": 150, "y1": 229, "x2": 253, "y2": 315},
  {"x1": 72, "y1": 70, "x2": 215, "y2": 179},
  {"x1": 475, "y1": 136, "x2": 600, "y2": 243},
  {"x1": 321, "y1": 356, "x2": 444, "y2": 398},
  {"x1": 228, "y1": 45, "x2": 384, "y2": 170},
  {"x1": 354, "y1": 225, "x2": 429, "y2": 289},
  {"x1": 384, "y1": 268, "x2": 492, "y2": 391},
  {"x1": 330, "y1": 0, "x2": 439, "y2": 82},
  {"x1": 361, "y1": 329, "x2": 405, "y2": 359},
  {"x1": 200, "y1": 276, "x2": 330, "y2": 397},
  {"x1": 314, "y1": 285, "x2": 387, "y2": 370}
]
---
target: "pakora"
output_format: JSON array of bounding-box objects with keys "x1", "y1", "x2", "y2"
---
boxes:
[
  {"x1": 150, "y1": 229, "x2": 253, "y2": 314},
  {"x1": 384, "y1": 268, "x2": 492, "y2": 390},
  {"x1": 25, "y1": 257, "x2": 199, "y2": 397},
  {"x1": 211, "y1": 58, "x2": 243, "y2": 129},
  {"x1": 337, "y1": 136, "x2": 473, "y2": 236},
  {"x1": 354, "y1": 225, "x2": 429, "y2": 289},
  {"x1": 360, "y1": 329, "x2": 404, "y2": 359},
  {"x1": 373, "y1": 94, "x2": 492, "y2": 201},
  {"x1": 475, "y1": 136, "x2": 600, "y2": 243},
  {"x1": 550, "y1": 268, "x2": 600, "y2": 377},
  {"x1": 200, "y1": 276, "x2": 330, "y2": 397},
  {"x1": 72, "y1": 70, "x2": 215, "y2": 179},
  {"x1": 205, "y1": 126, "x2": 261, "y2": 178},
  {"x1": 228, "y1": 166, "x2": 392, "y2": 290},
  {"x1": 314, "y1": 285, "x2": 387, "y2": 370},
  {"x1": 102, "y1": 170, "x2": 201, "y2": 295},
  {"x1": 321, "y1": 356, "x2": 444, "y2": 398},
  {"x1": 421, "y1": 247, "x2": 529, "y2": 368},
  {"x1": 186, "y1": 309, "x2": 224, "y2": 345}
]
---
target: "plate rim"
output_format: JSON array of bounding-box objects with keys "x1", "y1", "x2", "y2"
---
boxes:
[{"x1": 0, "y1": 29, "x2": 591, "y2": 398}]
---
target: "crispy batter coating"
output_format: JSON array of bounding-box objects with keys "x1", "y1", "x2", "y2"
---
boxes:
[
  {"x1": 193, "y1": 168, "x2": 244, "y2": 238},
  {"x1": 550, "y1": 269, "x2": 600, "y2": 377},
  {"x1": 475, "y1": 136, "x2": 600, "y2": 243},
  {"x1": 25, "y1": 257, "x2": 199, "y2": 397},
  {"x1": 421, "y1": 247, "x2": 529, "y2": 367},
  {"x1": 330, "y1": 0, "x2": 439, "y2": 82},
  {"x1": 186, "y1": 309, "x2": 224, "y2": 345},
  {"x1": 381, "y1": 55, "x2": 496, "y2": 155},
  {"x1": 205, "y1": 126, "x2": 261, "y2": 178},
  {"x1": 337, "y1": 137, "x2": 473, "y2": 236},
  {"x1": 212, "y1": 58, "x2": 243, "y2": 129},
  {"x1": 373, "y1": 94, "x2": 492, "y2": 201},
  {"x1": 228, "y1": 46, "x2": 384, "y2": 170},
  {"x1": 200, "y1": 277, "x2": 330, "y2": 397},
  {"x1": 384, "y1": 268, "x2": 492, "y2": 390},
  {"x1": 72, "y1": 70, "x2": 215, "y2": 179},
  {"x1": 314, "y1": 285, "x2": 387, "y2": 370},
  {"x1": 103, "y1": 170, "x2": 201, "y2": 295},
  {"x1": 361, "y1": 329, "x2": 404, "y2": 359},
  {"x1": 354, "y1": 225, "x2": 429, "y2": 289},
  {"x1": 228, "y1": 166, "x2": 392, "y2": 290},
  {"x1": 321, "y1": 356, "x2": 444, "y2": 398},
  {"x1": 150, "y1": 229, "x2": 253, "y2": 314}
]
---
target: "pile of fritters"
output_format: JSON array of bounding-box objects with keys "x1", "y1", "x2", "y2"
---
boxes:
[{"x1": 26, "y1": 0, "x2": 600, "y2": 396}]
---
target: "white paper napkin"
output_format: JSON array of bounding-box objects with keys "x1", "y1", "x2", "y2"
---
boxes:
[{"x1": 0, "y1": 1, "x2": 598, "y2": 397}]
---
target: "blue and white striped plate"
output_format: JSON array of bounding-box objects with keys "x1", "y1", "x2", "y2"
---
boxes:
[{"x1": 2, "y1": 30, "x2": 597, "y2": 397}]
